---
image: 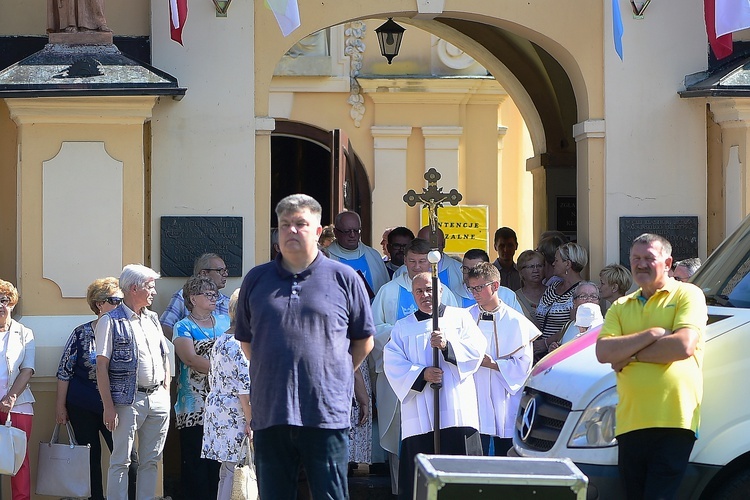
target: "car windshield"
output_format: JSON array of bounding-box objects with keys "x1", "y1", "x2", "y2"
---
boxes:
[{"x1": 692, "y1": 215, "x2": 750, "y2": 308}]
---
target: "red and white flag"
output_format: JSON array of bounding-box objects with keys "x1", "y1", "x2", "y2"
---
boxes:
[
  {"x1": 705, "y1": 0, "x2": 733, "y2": 59},
  {"x1": 170, "y1": 0, "x2": 189, "y2": 45},
  {"x1": 716, "y1": 0, "x2": 750, "y2": 37}
]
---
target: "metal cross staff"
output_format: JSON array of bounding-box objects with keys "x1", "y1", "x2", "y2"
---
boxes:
[{"x1": 403, "y1": 168, "x2": 462, "y2": 453}]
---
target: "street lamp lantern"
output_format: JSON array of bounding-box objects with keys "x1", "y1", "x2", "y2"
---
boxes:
[{"x1": 375, "y1": 18, "x2": 405, "y2": 64}]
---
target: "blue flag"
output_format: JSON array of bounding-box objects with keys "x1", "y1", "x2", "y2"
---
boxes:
[{"x1": 613, "y1": 0, "x2": 624, "y2": 60}]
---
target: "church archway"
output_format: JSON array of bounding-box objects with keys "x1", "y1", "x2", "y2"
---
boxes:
[{"x1": 254, "y1": 1, "x2": 604, "y2": 270}]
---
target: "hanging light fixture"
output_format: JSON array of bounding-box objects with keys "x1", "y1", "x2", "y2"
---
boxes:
[{"x1": 375, "y1": 18, "x2": 405, "y2": 64}]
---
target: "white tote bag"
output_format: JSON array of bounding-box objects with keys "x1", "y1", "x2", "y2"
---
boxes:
[{"x1": 0, "y1": 412, "x2": 26, "y2": 476}]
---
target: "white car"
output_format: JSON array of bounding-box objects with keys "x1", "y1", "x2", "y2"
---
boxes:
[{"x1": 512, "y1": 216, "x2": 750, "y2": 499}]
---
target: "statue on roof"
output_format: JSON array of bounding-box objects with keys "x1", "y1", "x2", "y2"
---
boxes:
[{"x1": 47, "y1": 0, "x2": 112, "y2": 34}]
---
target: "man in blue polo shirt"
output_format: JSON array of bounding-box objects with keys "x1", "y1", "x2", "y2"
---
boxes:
[{"x1": 235, "y1": 194, "x2": 375, "y2": 500}]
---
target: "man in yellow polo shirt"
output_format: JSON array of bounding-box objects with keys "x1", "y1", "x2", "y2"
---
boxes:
[{"x1": 596, "y1": 233, "x2": 706, "y2": 500}]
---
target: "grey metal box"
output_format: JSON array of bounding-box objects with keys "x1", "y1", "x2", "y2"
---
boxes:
[{"x1": 414, "y1": 454, "x2": 588, "y2": 499}]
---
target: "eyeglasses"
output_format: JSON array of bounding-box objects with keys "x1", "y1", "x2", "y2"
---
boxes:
[
  {"x1": 574, "y1": 294, "x2": 599, "y2": 301},
  {"x1": 390, "y1": 243, "x2": 408, "y2": 250},
  {"x1": 467, "y1": 282, "x2": 496, "y2": 294},
  {"x1": 203, "y1": 267, "x2": 229, "y2": 276},
  {"x1": 103, "y1": 297, "x2": 123, "y2": 306},
  {"x1": 0, "y1": 297, "x2": 11, "y2": 306},
  {"x1": 200, "y1": 292, "x2": 220, "y2": 300},
  {"x1": 335, "y1": 227, "x2": 361, "y2": 235},
  {"x1": 522, "y1": 264, "x2": 544, "y2": 270}
]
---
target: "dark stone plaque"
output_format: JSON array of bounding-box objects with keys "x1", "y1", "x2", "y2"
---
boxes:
[
  {"x1": 619, "y1": 216, "x2": 699, "y2": 267},
  {"x1": 160, "y1": 216, "x2": 242, "y2": 277},
  {"x1": 556, "y1": 196, "x2": 577, "y2": 233}
]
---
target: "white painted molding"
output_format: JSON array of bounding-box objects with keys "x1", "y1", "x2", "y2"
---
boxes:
[
  {"x1": 709, "y1": 98, "x2": 750, "y2": 128},
  {"x1": 255, "y1": 116, "x2": 276, "y2": 134},
  {"x1": 414, "y1": 0, "x2": 445, "y2": 20},
  {"x1": 43, "y1": 142, "x2": 123, "y2": 298},
  {"x1": 498, "y1": 125, "x2": 509, "y2": 150},
  {"x1": 345, "y1": 21, "x2": 367, "y2": 127},
  {"x1": 573, "y1": 119, "x2": 606, "y2": 142},
  {"x1": 436, "y1": 39, "x2": 477, "y2": 70},
  {"x1": 371, "y1": 126, "x2": 413, "y2": 149}
]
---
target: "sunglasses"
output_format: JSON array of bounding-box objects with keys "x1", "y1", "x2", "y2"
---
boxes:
[{"x1": 103, "y1": 297, "x2": 123, "y2": 305}]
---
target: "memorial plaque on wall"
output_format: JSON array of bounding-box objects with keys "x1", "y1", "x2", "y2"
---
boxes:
[
  {"x1": 161, "y1": 216, "x2": 242, "y2": 277},
  {"x1": 619, "y1": 216, "x2": 698, "y2": 267},
  {"x1": 556, "y1": 196, "x2": 577, "y2": 234}
]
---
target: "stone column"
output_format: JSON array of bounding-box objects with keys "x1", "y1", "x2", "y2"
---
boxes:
[
  {"x1": 371, "y1": 126, "x2": 412, "y2": 242},
  {"x1": 573, "y1": 119, "x2": 606, "y2": 277},
  {"x1": 421, "y1": 126, "x2": 463, "y2": 193},
  {"x1": 255, "y1": 116, "x2": 275, "y2": 262},
  {"x1": 708, "y1": 98, "x2": 750, "y2": 239}
]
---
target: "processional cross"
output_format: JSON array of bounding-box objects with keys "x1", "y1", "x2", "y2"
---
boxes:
[
  {"x1": 403, "y1": 168, "x2": 462, "y2": 453},
  {"x1": 403, "y1": 168, "x2": 463, "y2": 249}
]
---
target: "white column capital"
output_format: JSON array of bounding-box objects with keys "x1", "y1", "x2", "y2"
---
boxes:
[
  {"x1": 709, "y1": 98, "x2": 750, "y2": 128},
  {"x1": 371, "y1": 125, "x2": 413, "y2": 137},
  {"x1": 255, "y1": 116, "x2": 276, "y2": 135},
  {"x1": 422, "y1": 126, "x2": 463, "y2": 150},
  {"x1": 497, "y1": 125, "x2": 509, "y2": 150},
  {"x1": 421, "y1": 125, "x2": 464, "y2": 137},
  {"x1": 572, "y1": 119, "x2": 605, "y2": 142},
  {"x1": 371, "y1": 126, "x2": 412, "y2": 149}
]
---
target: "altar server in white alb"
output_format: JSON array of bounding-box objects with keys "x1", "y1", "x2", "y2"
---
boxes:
[
  {"x1": 370, "y1": 238, "x2": 459, "y2": 493},
  {"x1": 384, "y1": 272, "x2": 486, "y2": 500},
  {"x1": 466, "y1": 262, "x2": 540, "y2": 456}
]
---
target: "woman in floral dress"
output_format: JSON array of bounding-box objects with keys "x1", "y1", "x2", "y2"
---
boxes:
[
  {"x1": 202, "y1": 289, "x2": 252, "y2": 500},
  {"x1": 348, "y1": 358, "x2": 372, "y2": 472},
  {"x1": 174, "y1": 276, "x2": 230, "y2": 498}
]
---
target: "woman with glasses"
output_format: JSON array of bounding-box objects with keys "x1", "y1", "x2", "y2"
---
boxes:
[
  {"x1": 1, "y1": 279, "x2": 35, "y2": 500},
  {"x1": 174, "y1": 276, "x2": 230, "y2": 499},
  {"x1": 56, "y1": 277, "x2": 135, "y2": 500},
  {"x1": 515, "y1": 250, "x2": 546, "y2": 327},
  {"x1": 534, "y1": 242, "x2": 588, "y2": 362},
  {"x1": 546, "y1": 281, "x2": 603, "y2": 352}
]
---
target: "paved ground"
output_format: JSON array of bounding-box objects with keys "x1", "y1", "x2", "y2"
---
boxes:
[{"x1": 164, "y1": 463, "x2": 394, "y2": 499}]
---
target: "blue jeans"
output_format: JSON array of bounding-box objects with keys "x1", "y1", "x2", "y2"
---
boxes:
[{"x1": 254, "y1": 425, "x2": 349, "y2": 500}]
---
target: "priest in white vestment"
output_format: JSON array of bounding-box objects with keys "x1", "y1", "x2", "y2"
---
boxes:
[
  {"x1": 370, "y1": 238, "x2": 459, "y2": 493},
  {"x1": 465, "y1": 262, "x2": 540, "y2": 456},
  {"x1": 328, "y1": 211, "x2": 390, "y2": 296},
  {"x1": 384, "y1": 272, "x2": 486, "y2": 500}
]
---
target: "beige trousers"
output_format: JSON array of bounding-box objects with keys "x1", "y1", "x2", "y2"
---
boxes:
[{"x1": 107, "y1": 387, "x2": 170, "y2": 500}]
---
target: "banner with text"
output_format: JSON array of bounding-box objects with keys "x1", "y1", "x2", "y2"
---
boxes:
[{"x1": 420, "y1": 205, "x2": 489, "y2": 256}]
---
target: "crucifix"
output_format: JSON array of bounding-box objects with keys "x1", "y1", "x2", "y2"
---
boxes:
[{"x1": 403, "y1": 167, "x2": 462, "y2": 453}]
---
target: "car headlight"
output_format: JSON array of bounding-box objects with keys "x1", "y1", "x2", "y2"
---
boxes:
[{"x1": 568, "y1": 387, "x2": 618, "y2": 448}]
